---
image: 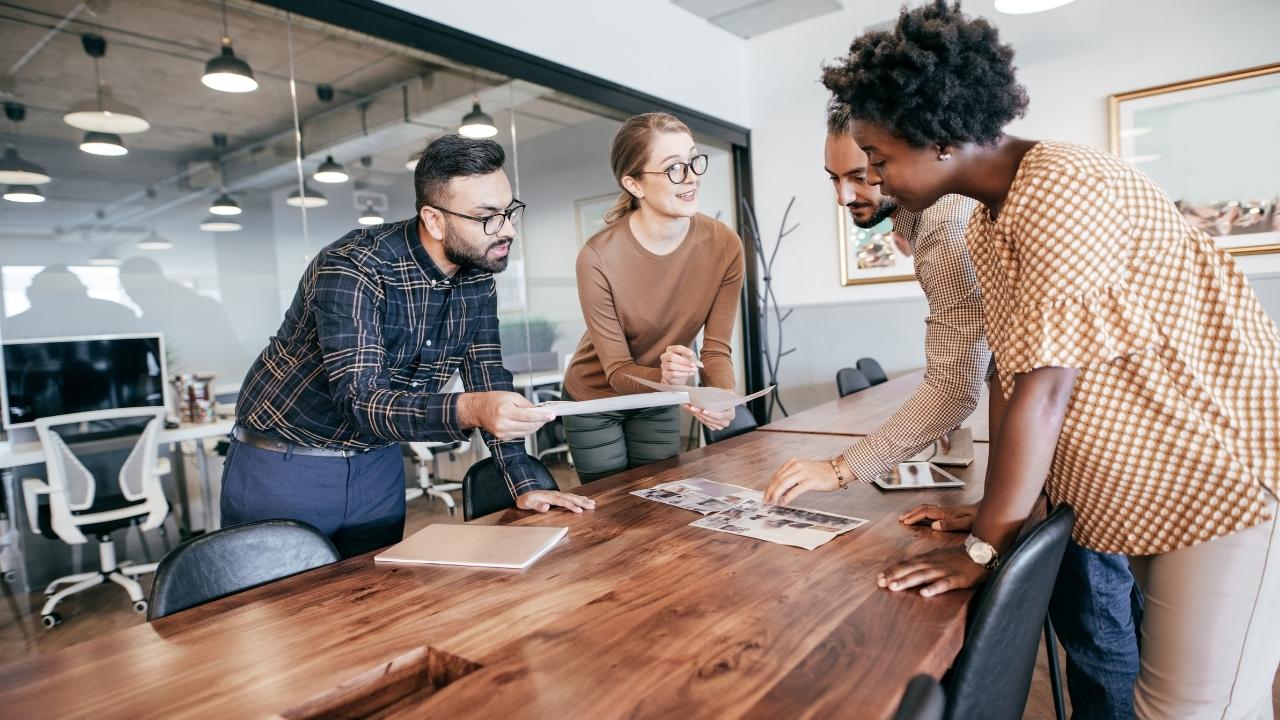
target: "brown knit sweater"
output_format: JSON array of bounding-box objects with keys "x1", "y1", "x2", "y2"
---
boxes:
[{"x1": 564, "y1": 212, "x2": 745, "y2": 401}]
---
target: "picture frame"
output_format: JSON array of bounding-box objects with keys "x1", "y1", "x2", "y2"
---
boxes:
[
  {"x1": 1109, "y1": 62, "x2": 1280, "y2": 257},
  {"x1": 838, "y1": 206, "x2": 915, "y2": 286},
  {"x1": 574, "y1": 192, "x2": 618, "y2": 248}
]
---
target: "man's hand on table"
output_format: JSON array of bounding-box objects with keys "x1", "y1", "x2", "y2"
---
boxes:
[
  {"x1": 898, "y1": 502, "x2": 978, "y2": 532},
  {"x1": 516, "y1": 490, "x2": 596, "y2": 514}
]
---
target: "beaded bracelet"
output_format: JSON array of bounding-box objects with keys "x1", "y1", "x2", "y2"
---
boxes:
[{"x1": 828, "y1": 456, "x2": 850, "y2": 490}]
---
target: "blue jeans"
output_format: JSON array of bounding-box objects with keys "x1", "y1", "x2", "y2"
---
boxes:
[
  {"x1": 220, "y1": 437, "x2": 406, "y2": 559},
  {"x1": 1048, "y1": 539, "x2": 1144, "y2": 720}
]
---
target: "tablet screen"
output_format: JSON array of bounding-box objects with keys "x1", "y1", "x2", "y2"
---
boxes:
[{"x1": 873, "y1": 462, "x2": 965, "y2": 490}]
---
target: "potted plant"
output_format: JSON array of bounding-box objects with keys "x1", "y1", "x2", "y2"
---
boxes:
[{"x1": 499, "y1": 316, "x2": 560, "y2": 373}]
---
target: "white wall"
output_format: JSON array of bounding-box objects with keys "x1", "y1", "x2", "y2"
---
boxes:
[
  {"x1": 745, "y1": 0, "x2": 1280, "y2": 308},
  {"x1": 381, "y1": 0, "x2": 751, "y2": 128}
]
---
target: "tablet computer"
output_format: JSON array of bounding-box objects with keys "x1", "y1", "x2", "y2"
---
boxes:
[{"x1": 872, "y1": 462, "x2": 965, "y2": 490}]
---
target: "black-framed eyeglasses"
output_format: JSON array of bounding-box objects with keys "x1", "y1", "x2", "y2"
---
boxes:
[
  {"x1": 431, "y1": 200, "x2": 525, "y2": 235},
  {"x1": 637, "y1": 153, "x2": 709, "y2": 184}
]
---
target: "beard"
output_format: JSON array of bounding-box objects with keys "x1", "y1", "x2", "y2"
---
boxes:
[
  {"x1": 849, "y1": 197, "x2": 898, "y2": 229},
  {"x1": 443, "y1": 223, "x2": 511, "y2": 273}
]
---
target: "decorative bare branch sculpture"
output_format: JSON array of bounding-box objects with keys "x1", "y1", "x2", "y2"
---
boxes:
[{"x1": 740, "y1": 196, "x2": 797, "y2": 420}]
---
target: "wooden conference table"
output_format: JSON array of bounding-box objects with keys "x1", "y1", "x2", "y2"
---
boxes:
[
  {"x1": 762, "y1": 369, "x2": 992, "y2": 442},
  {"x1": 0, "y1": 395, "x2": 986, "y2": 719}
]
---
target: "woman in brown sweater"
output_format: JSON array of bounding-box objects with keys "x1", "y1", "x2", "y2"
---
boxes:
[{"x1": 563, "y1": 113, "x2": 745, "y2": 482}]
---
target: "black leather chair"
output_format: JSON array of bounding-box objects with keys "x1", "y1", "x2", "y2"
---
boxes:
[
  {"x1": 893, "y1": 674, "x2": 945, "y2": 720},
  {"x1": 836, "y1": 367, "x2": 871, "y2": 397},
  {"x1": 147, "y1": 519, "x2": 339, "y2": 620},
  {"x1": 702, "y1": 405, "x2": 758, "y2": 445},
  {"x1": 462, "y1": 456, "x2": 559, "y2": 521},
  {"x1": 857, "y1": 357, "x2": 889, "y2": 386},
  {"x1": 943, "y1": 505, "x2": 1075, "y2": 720}
]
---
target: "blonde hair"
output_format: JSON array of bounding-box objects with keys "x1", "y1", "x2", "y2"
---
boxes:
[{"x1": 603, "y1": 112, "x2": 693, "y2": 225}]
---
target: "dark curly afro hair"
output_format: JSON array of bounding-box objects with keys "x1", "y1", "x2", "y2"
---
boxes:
[{"x1": 822, "y1": 0, "x2": 1029, "y2": 148}]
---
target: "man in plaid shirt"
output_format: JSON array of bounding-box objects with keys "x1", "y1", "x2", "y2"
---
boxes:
[{"x1": 224, "y1": 135, "x2": 593, "y2": 557}]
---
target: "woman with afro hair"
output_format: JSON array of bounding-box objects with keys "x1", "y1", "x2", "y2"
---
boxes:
[{"x1": 824, "y1": 2, "x2": 1280, "y2": 717}]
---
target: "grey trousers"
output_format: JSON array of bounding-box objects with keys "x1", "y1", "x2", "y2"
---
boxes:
[{"x1": 562, "y1": 390, "x2": 681, "y2": 483}]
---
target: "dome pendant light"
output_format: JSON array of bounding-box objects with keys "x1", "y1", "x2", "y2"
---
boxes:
[
  {"x1": 1, "y1": 103, "x2": 52, "y2": 184},
  {"x1": 3, "y1": 184, "x2": 45, "y2": 203},
  {"x1": 994, "y1": 0, "x2": 1078, "y2": 13},
  {"x1": 202, "y1": 1, "x2": 258, "y2": 93},
  {"x1": 89, "y1": 249, "x2": 121, "y2": 266},
  {"x1": 80, "y1": 131, "x2": 128, "y2": 156},
  {"x1": 459, "y1": 98, "x2": 497, "y2": 138},
  {"x1": 199, "y1": 216, "x2": 242, "y2": 232},
  {"x1": 63, "y1": 35, "x2": 150, "y2": 134},
  {"x1": 358, "y1": 203, "x2": 384, "y2": 226},
  {"x1": 209, "y1": 192, "x2": 241, "y2": 215},
  {"x1": 286, "y1": 184, "x2": 328, "y2": 208},
  {"x1": 313, "y1": 155, "x2": 348, "y2": 183},
  {"x1": 137, "y1": 230, "x2": 173, "y2": 250}
]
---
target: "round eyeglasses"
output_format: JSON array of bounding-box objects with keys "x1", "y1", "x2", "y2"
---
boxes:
[
  {"x1": 637, "y1": 153, "x2": 709, "y2": 184},
  {"x1": 431, "y1": 200, "x2": 525, "y2": 235}
]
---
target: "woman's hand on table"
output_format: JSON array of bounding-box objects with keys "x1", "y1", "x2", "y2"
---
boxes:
[
  {"x1": 764, "y1": 458, "x2": 842, "y2": 505},
  {"x1": 899, "y1": 502, "x2": 978, "y2": 532},
  {"x1": 685, "y1": 405, "x2": 733, "y2": 431},
  {"x1": 879, "y1": 546, "x2": 989, "y2": 597},
  {"x1": 516, "y1": 490, "x2": 596, "y2": 514}
]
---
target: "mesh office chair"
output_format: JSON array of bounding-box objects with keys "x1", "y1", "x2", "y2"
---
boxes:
[
  {"x1": 836, "y1": 367, "x2": 871, "y2": 397},
  {"x1": 21, "y1": 407, "x2": 171, "y2": 627},
  {"x1": 404, "y1": 439, "x2": 471, "y2": 515}
]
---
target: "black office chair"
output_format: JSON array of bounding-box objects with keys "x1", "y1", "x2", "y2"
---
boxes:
[
  {"x1": 836, "y1": 367, "x2": 871, "y2": 397},
  {"x1": 857, "y1": 357, "x2": 889, "y2": 386},
  {"x1": 147, "y1": 519, "x2": 339, "y2": 620},
  {"x1": 462, "y1": 456, "x2": 560, "y2": 521},
  {"x1": 942, "y1": 505, "x2": 1075, "y2": 720},
  {"x1": 702, "y1": 405, "x2": 758, "y2": 445},
  {"x1": 893, "y1": 674, "x2": 946, "y2": 720}
]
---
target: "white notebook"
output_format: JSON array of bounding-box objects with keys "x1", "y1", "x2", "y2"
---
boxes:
[{"x1": 374, "y1": 524, "x2": 568, "y2": 570}]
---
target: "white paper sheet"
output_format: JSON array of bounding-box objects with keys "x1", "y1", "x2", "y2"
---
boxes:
[
  {"x1": 626, "y1": 376, "x2": 776, "y2": 412},
  {"x1": 536, "y1": 391, "x2": 690, "y2": 417}
]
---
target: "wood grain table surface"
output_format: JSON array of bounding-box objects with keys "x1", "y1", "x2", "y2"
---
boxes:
[
  {"x1": 761, "y1": 370, "x2": 991, "y2": 442},
  {"x1": 0, "y1": 431, "x2": 987, "y2": 720}
]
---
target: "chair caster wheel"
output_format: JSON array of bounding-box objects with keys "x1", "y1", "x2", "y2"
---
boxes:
[
  {"x1": 447, "y1": 507, "x2": 457, "y2": 517},
  {"x1": 132, "y1": 600, "x2": 148, "y2": 614},
  {"x1": 42, "y1": 613, "x2": 62, "y2": 629}
]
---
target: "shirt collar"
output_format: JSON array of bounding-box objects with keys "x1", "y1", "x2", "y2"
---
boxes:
[{"x1": 401, "y1": 218, "x2": 485, "y2": 289}]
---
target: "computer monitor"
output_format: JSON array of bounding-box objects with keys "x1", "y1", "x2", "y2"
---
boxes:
[{"x1": 1, "y1": 333, "x2": 167, "y2": 430}]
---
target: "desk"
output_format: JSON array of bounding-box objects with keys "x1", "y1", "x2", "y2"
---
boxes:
[
  {"x1": 761, "y1": 370, "x2": 991, "y2": 442},
  {"x1": 0, "y1": 430, "x2": 986, "y2": 719}
]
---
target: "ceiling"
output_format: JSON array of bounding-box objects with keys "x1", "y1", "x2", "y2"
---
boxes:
[
  {"x1": 673, "y1": 0, "x2": 846, "y2": 38},
  {"x1": 0, "y1": 0, "x2": 616, "y2": 238}
]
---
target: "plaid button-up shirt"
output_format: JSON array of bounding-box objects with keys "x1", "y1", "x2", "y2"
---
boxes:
[{"x1": 237, "y1": 218, "x2": 540, "y2": 498}]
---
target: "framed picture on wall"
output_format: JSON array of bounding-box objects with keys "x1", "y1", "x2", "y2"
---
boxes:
[
  {"x1": 838, "y1": 207, "x2": 915, "y2": 285},
  {"x1": 575, "y1": 193, "x2": 617, "y2": 247},
  {"x1": 1109, "y1": 62, "x2": 1280, "y2": 256}
]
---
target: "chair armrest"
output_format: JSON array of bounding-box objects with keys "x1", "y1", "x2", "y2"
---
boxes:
[
  {"x1": 20, "y1": 479, "x2": 51, "y2": 536},
  {"x1": 154, "y1": 456, "x2": 172, "y2": 477}
]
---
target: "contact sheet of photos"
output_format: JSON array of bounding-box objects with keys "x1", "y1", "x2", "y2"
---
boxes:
[{"x1": 632, "y1": 479, "x2": 867, "y2": 551}]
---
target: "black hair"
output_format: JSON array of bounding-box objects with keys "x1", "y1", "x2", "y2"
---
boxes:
[
  {"x1": 825, "y1": 99, "x2": 855, "y2": 136},
  {"x1": 413, "y1": 134, "x2": 505, "y2": 212},
  {"x1": 821, "y1": 1, "x2": 1029, "y2": 148}
]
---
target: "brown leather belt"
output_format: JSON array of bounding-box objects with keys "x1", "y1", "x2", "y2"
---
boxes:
[{"x1": 232, "y1": 426, "x2": 369, "y2": 458}]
